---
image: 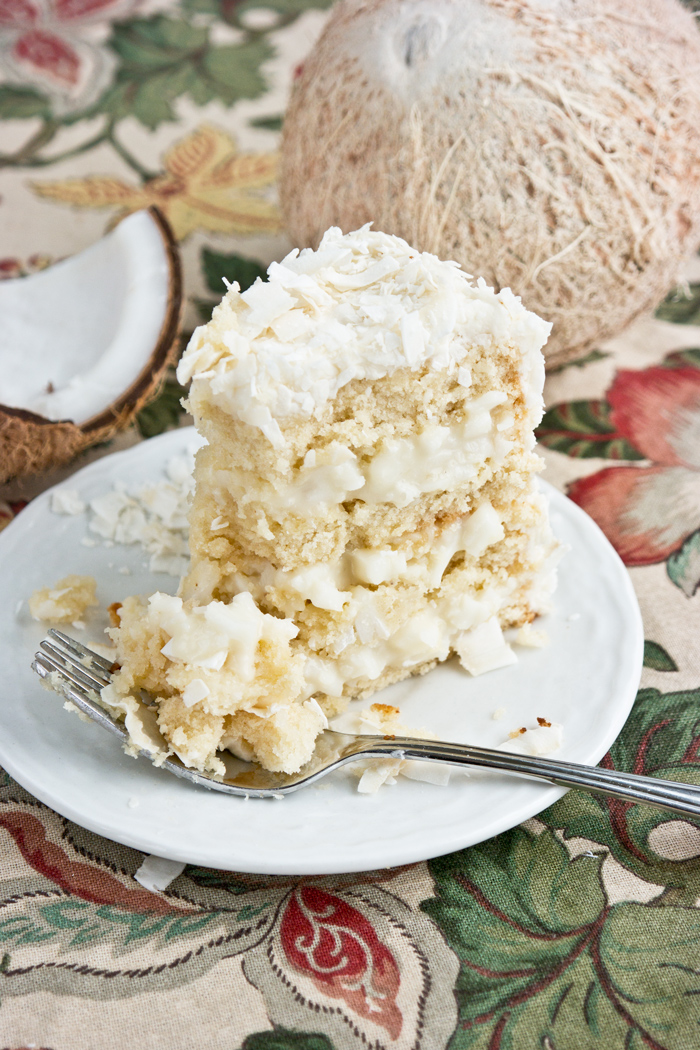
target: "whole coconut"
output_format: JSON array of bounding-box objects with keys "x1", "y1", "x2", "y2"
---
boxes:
[{"x1": 281, "y1": 0, "x2": 700, "y2": 365}]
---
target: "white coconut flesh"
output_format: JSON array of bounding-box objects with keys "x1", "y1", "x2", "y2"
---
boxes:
[{"x1": 0, "y1": 210, "x2": 172, "y2": 425}]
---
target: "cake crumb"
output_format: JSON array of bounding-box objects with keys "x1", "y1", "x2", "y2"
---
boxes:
[
  {"x1": 500, "y1": 721, "x2": 563, "y2": 756},
  {"x1": 63, "y1": 700, "x2": 91, "y2": 723},
  {"x1": 515, "y1": 623, "x2": 549, "y2": 648},
  {"x1": 29, "y1": 575, "x2": 97, "y2": 624},
  {"x1": 492, "y1": 707, "x2": 505, "y2": 721},
  {"x1": 368, "y1": 703, "x2": 400, "y2": 723}
]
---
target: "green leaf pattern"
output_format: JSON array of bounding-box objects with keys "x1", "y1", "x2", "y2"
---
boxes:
[
  {"x1": 643, "y1": 641, "x2": 679, "y2": 673},
  {"x1": 667, "y1": 530, "x2": 700, "y2": 598}
]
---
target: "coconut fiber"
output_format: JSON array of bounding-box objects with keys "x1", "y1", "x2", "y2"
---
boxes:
[{"x1": 281, "y1": 0, "x2": 700, "y2": 365}]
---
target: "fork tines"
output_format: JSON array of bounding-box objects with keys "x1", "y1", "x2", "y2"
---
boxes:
[{"x1": 33, "y1": 628, "x2": 114, "y2": 697}]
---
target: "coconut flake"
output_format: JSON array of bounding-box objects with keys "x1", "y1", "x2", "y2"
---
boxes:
[
  {"x1": 51, "y1": 488, "x2": 86, "y2": 515},
  {"x1": 182, "y1": 678, "x2": 211, "y2": 707},
  {"x1": 456, "y1": 617, "x2": 517, "y2": 676},
  {"x1": 134, "y1": 855, "x2": 186, "y2": 893},
  {"x1": 303, "y1": 696, "x2": 329, "y2": 729},
  {"x1": 357, "y1": 761, "x2": 401, "y2": 793},
  {"x1": 86, "y1": 451, "x2": 195, "y2": 576}
]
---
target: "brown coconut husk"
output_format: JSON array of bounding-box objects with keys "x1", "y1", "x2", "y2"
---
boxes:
[
  {"x1": 0, "y1": 207, "x2": 182, "y2": 484},
  {"x1": 280, "y1": 0, "x2": 700, "y2": 365}
]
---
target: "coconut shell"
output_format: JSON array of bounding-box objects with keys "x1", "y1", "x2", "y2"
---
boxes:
[
  {"x1": 0, "y1": 207, "x2": 182, "y2": 485},
  {"x1": 281, "y1": 0, "x2": 700, "y2": 365}
]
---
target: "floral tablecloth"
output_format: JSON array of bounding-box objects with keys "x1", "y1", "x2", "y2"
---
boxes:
[{"x1": 2, "y1": 2, "x2": 700, "y2": 1047}]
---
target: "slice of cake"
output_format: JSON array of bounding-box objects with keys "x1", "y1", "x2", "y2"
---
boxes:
[{"x1": 104, "y1": 225, "x2": 558, "y2": 776}]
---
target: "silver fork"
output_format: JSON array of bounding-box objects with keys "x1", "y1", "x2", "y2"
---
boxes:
[{"x1": 32, "y1": 630, "x2": 700, "y2": 814}]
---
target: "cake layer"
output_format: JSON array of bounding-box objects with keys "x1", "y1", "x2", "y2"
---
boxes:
[{"x1": 178, "y1": 225, "x2": 548, "y2": 447}]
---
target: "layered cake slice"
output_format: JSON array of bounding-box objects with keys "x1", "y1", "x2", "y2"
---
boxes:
[{"x1": 104, "y1": 225, "x2": 558, "y2": 776}]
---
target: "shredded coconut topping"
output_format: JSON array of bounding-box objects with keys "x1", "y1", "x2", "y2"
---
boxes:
[
  {"x1": 50, "y1": 452, "x2": 196, "y2": 577},
  {"x1": 178, "y1": 225, "x2": 550, "y2": 446}
]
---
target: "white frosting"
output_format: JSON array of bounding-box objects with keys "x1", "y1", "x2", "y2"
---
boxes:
[
  {"x1": 460, "y1": 503, "x2": 505, "y2": 557},
  {"x1": 350, "y1": 548, "x2": 407, "y2": 585},
  {"x1": 304, "y1": 654, "x2": 346, "y2": 697},
  {"x1": 147, "y1": 591, "x2": 297, "y2": 677},
  {"x1": 228, "y1": 445, "x2": 365, "y2": 516},
  {"x1": 178, "y1": 225, "x2": 550, "y2": 446},
  {"x1": 295, "y1": 572, "x2": 518, "y2": 694}
]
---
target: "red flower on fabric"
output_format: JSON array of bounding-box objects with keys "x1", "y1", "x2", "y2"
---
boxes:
[
  {"x1": 540, "y1": 352, "x2": 700, "y2": 594},
  {"x1": 0, "y1": 0, "x2": 137, "y2": 112},
  {"x1": 280, "y1": 885, "x2": 403, "y2": 1039}
]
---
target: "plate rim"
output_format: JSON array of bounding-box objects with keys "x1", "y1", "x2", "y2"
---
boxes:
[{"x1": 0, "y1": 428, "x2": 644, "y2": 874}]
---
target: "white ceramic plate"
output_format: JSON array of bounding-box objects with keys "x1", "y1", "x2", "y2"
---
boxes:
[{"x1": 0, "y1": 428, "x2": 643, "y2": 875}]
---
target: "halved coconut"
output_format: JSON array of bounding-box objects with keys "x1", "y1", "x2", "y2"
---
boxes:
[{"x1": 0, "y1": 207, "x2": 182, "y2": 484}]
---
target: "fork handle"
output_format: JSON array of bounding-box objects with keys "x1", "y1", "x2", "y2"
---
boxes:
[{"x1": 359, "y1": 738, "x2": 700, "y2": 818}]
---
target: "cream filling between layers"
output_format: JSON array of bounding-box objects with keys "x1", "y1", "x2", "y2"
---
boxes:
[
  {"x1": 205, "y1": 391, "x2": 518, "y2": 523},
  {"x1": 239, "y1": 502, "x2": 554, "y2": 700},
  {"x1": 222, "y1": 500, "x2": 506, "y2": 615}
]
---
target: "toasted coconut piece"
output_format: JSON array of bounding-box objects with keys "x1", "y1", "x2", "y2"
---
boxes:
[{"x1": 0, "y1": 207, "x2": 182, "y2": 483}]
